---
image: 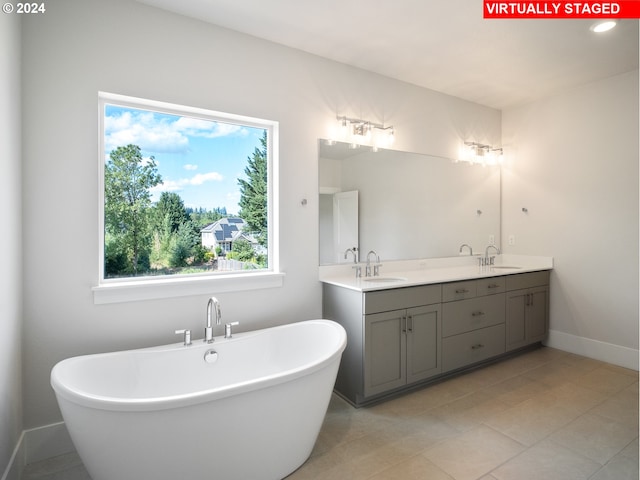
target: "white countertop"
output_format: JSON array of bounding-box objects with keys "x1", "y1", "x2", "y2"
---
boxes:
[{"x1": 319, "y1": 254, "x2": 553, "y2": 292}]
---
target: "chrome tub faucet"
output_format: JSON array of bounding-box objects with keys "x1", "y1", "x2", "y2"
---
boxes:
[{"x1": 205, "y1": 296, "x2": 221, "y2": 343}]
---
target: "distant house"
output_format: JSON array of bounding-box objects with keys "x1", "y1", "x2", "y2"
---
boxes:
[{"x1": 200, "y1": 217, "x2": 258, "y2": 255}]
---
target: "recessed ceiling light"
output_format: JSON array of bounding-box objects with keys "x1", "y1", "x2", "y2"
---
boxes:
[{"x1": 590, "y1": 20, "x2": 617, "y2": 33}]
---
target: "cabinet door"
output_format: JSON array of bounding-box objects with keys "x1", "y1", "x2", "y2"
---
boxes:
[
  {"x1": 406, "y1": 305, "x2": 441, "y2": 384},
  {"x1": 506, "y1": 289, "x2": 527, "y2": 351},
  {"x1": 527, "y1": 286, "x2": 548, "y2": 343},
  {"x1": 506, "y1": 286, "x2": 549, "y2": 351},
  {"x1": 364, "y1": 310, "x2": 406, "y2": 397}
]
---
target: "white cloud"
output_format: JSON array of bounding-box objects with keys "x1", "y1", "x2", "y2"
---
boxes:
[
  {"x1": 183, "y1": 164, "x2": 198, "y2": 171},
  {"x1": 104, "y1": 110, "x2": 249, "y2": 153},
  {"x1": 104, "y1": 109, "x2": 252, "y2": 155},
  {"x1": 173, "y1": 117, "x2": 216, "y2": 134},
  {"x1": 105, "y1": 110, "x2": 189, "y2": 154},
  {"x1": 174, "y1": 117, "x2": 249, "y2": 139},
  {"x1": 189, "y1": 172, "x2": 223, "y2": 185},
  {"x1": 150, "y1": 171, "x2": 224, "y2": 195}
]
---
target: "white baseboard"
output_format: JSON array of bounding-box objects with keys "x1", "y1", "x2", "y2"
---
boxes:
[
  {"x1": 1, "y1": 422, "x2": 74, "y2": 480},
  {"x1": 24, "y1": 422, "x2": 74, "y2": 465},
  {"x1": 545, "y1": 329, "x2": 639, "y2": 371},
  {"x1": 1, "y1": 431, "x2": 24, "y2": 480}
]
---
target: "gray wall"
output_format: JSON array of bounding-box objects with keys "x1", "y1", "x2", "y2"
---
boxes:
[
  {"x1": 0, "y1": 10, "x2": 23, "y2": 473},
  {"x1": 503, "y1": 70, "x2": 639, "y2": 359},
  {"x1": 20, "y1": 0, "x2": 500, "y2": 430}
]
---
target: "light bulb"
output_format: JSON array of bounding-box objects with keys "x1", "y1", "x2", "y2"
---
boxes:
[
  {"x1": 591, "y1": 20, "x2": 617, "y2": 33},
  {"x1": 337, "y1": 117, "x2": 349, "y2": 139}
]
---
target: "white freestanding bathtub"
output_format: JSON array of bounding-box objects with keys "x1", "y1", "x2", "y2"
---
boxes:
[{"x1": 51, "y1": 319, "x2": 347, "y2": 480}]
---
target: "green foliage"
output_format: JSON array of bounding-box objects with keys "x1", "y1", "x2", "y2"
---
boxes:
[
  {"x1": 227, "y1": 239, "x2": 267, "y2": 268},
  {"x1": 188, "y1": 206, "x2": 228, "y2": 228},
  {"x1": 154, "y1": 192, "x2": 189, "y2": 233},
  {"x1": 238, "y1": 131, "x2": 268, "y2": 247},
  {"x1": 168, "y1": 221, "x2": 200, "y2": 267},
  {"x1": 231, "y1": 238, "x2": 257, "y2": 262},
  {"x1": 104, "y1": 144, "x2": 162, "y2": 275},
  {"x1": 104, "y1": 233, "x2": 128, "y2": 276},
  {"x1": 103, "y1": 137, "x2": 268, "y2": 277},
  {"x1": 192, "y1": 244, "x2": 211, "y2": 264},
  {"x1": 203, "y1": 249, "x2": 215, "y2": 263},
  {"x1": 149, "y1": 193, "x2": 197, "y2": 269}
]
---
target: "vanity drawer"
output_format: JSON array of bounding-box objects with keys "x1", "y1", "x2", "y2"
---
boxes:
[
  {"x1": 442, "y1": 280, "x2": 477, "y2": 302},
  {"x1": 364, "y1": 284, "x2": 441, "y2": 314},
  {"x1": 442, "y1": 293, "x2": 505, "y2": 337},
  {"x1": 477, "y1": 277, "x2": 505, "y2": 296},
  {"x1": 442, "y1": 324, "x2": 506, "y2": 372},
  {"x1": 506, "y1": 271, "x2": 550, "y2": 291}
]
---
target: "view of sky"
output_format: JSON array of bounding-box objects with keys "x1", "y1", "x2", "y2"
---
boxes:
[{"x1": 104, "y1": 104, "x2": 265, "y2": 214}]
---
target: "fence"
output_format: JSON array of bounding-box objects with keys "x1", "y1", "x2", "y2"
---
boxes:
[{"x1": 217, "y1": 258, "x2": 259, "y2": 271}]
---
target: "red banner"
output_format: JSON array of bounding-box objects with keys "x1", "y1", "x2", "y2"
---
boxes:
[{"x1": 484, "y1": 1, "x2": 640, "y2": 18}]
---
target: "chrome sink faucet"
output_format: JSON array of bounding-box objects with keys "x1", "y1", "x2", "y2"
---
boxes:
[
  {"x1": 459, "y1": 243, "x2": 473, "y2": 256},
  {"x1": 205, "y1": 296, "x2": 221, "y2": 343},
  {"x1": 344, "y1": 247, "x2": 358, "y2": 264},
  {"x1": 344, "y1": 247, "x2": 362, "y2": 278},
  {"x1": 365, "y1": 250, "x2": 381, "y2": 277},
  {"x1": 482, "y1": 245, "x2": 501, "y2": 266}
]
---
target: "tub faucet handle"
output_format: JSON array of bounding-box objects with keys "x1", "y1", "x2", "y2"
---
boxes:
[
  {"x1": 175, "y1": 329, "x2": 192, "y2": 346},
  {"x1": 225, "y1": 322, "x2": 239, "y2": 339}
]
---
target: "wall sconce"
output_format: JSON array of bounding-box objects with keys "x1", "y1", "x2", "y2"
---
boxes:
[
  {"x1": 336, "y1": 115, "x2": 395, "y2": 148},
  {"x1": 459, "y1": 141, "x2": 503, "y2": 166}
]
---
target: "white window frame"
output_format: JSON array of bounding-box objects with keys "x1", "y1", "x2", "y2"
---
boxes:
[{"x1": 93, "y1": 92, "x2": 282, "y2": 304}]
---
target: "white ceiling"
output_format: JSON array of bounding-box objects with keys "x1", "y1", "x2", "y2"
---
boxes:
[{"x1": 136, "y1": 0, "x2": 638, "y2": 109}]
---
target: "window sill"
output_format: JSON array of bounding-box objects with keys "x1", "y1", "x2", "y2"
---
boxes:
[{"x1": 92, "y1": 271, "x2": 285, "y2": 305}]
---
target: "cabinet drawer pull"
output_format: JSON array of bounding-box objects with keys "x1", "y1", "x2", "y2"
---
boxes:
[
  {"x1": 407, "y1": 315, "x2": 414, "y2": 333},
  {"x1": 471, "y1": 311, "x2": 485, "y2": 317},
  {"x1": 471, "y1": 343, "x2": 485, "y2": 350},
  {"x1": 455, "y1": 288, "x2": 469, "y2": 294},
  {"x1": 488, "y1": 284, "x2": 500, "y2": 289}
]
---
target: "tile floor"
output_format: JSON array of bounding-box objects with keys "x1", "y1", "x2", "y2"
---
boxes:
[{"x1": 22, "y1": 347, "x2": 638, "y2": 480}]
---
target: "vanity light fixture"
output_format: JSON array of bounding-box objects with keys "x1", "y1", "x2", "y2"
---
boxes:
[
  {"x1": 460, "y1": 141, "x2": 503, "y2": 166},
  {"x1": 335, "y1": 115, "x2": 394, "y2": 148}
]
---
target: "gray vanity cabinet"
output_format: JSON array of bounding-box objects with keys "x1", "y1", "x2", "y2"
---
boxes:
[
  {"x1": 441, "y1": 278, "x2": 506, "y2": 372},
  {"x1": 505, "y1": 271, "x2": 550, "y2": 351},
  {"x1": 323, "y1": 283, "x2": 441, "y2": 405},
  {"x1": 364, "y1": 304, "x2": 441, "y2": 397},
  {"x1": 323, "y1": 269, "x2": 550, "y2": 406}
]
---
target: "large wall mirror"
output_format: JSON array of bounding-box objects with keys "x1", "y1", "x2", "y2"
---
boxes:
[{"x1": 319, "y1": 139, "x2": 501, "y2": 265}]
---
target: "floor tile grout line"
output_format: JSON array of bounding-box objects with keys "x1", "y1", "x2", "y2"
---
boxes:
[
  {"x1": 480, "y1": 432, "x2": 598, "y2": 480},
  {"x1": 22, "y1": 348, "x2": 638, "y2": 480}
]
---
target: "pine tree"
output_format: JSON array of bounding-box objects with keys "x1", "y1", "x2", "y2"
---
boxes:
[{"x1": 238, "y1": 131, "x2": 268, "y2": 247}]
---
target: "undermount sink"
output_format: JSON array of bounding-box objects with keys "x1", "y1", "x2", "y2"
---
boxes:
[
  {"x1": 363, "y1": 276, "x2": 407, "y2": 283},
  {"x1": 491, "y1": 266, "x2": 522, "y2": 270}
]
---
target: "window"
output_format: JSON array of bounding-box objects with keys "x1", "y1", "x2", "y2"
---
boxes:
[{"x1": 94, "y1": 93, "x2": 280, "y2": 303}]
